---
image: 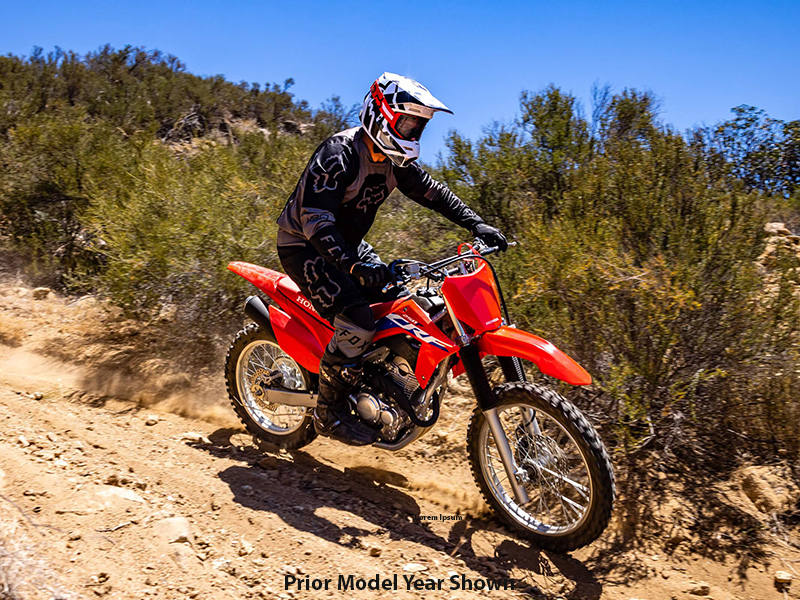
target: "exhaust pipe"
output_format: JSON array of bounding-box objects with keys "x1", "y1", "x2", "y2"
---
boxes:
[{"x1": 244, "y1": 295, "x2": 272, "y2": 333}]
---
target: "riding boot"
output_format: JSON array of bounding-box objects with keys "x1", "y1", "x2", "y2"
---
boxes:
[{"x1": 313, "y1": 351, "x2": 378, "y2": 446}]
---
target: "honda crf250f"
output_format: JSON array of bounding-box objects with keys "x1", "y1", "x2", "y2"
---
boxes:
[{"x1": 225, "y1": 241, "x2": 614, "y2": 551}]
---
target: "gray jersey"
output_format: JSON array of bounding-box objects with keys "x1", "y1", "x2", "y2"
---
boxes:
[{"x1": 276, "y1": 127, "x2": 482, "y2": 269}]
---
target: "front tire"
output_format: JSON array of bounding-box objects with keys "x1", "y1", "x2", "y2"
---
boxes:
[
  {"x1": 225, "y1": 323, "x2": 317, "y2": 450},
  {"x1": 467, "y1": 382, "x2": 614, "y2": 552}
]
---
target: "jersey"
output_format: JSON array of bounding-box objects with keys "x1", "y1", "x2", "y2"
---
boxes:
[{"x1": 276, "y1": 127, "x2": 483, "y2": 270}]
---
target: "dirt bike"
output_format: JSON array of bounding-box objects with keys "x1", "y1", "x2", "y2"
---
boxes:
[{"x1": 225, "y1": 241, "x2": 614, "y2": 552}]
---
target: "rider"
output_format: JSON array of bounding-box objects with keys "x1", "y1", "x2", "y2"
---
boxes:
[{"x1": 276, "y1": 72, "x2": 508, "y2": 446}]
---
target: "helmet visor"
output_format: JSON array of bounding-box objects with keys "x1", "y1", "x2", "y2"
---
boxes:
[{"x1": 394, "y1": 114, "x2": 429, "y2": 141}]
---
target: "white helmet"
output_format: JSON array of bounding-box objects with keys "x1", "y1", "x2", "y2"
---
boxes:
[{"x1": 359, "y1": 72, "x2": 452, "y2": 168}]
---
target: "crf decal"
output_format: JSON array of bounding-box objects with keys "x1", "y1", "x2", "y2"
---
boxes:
[
  {"x1": 311, "y1": 154, "x2": 346, "y2": 193},
  {"x1": 303, "y1": 257, "x2": 341, "y2": 309},
  {"x1": 377, "y1": 314, "x2": 449, "y2": 351}
]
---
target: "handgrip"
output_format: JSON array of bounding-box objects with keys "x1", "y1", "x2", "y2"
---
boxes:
[
  {"x1": 381, "y1": 259, "x2": 403, "y2": 293},
  {"x1": 381, "y1": 258, "x2": 416, "y2": 292}
]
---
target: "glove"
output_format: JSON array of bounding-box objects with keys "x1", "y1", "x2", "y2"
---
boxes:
[
  {"x1": 350, "y1": 262, "x2": 395, "y2": 288},
  {"x1": 473, "y1": 223, "x2": 508, "y2": 252}
]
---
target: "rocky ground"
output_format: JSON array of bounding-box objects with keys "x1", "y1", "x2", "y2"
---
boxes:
[{"x1": 0, "y1": 282, "x2": 799, "y2": 600}]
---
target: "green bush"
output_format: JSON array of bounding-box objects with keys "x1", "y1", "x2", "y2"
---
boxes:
[
  {"x1": 432, "y1": 86, "x2": 800, "y2": 471},
  {"x1": 0, "y1": 46, "x2": 353, "y2": 311},
  {"x1": 84, "y1": 129, "x2": 311, "y2": 321}
]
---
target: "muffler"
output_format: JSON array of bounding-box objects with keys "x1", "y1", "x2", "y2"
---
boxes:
[{"x1": 244, "y1": 295, "x2": 272, "y2": 332}]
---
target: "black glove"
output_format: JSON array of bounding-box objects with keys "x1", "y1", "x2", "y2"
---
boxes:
[
  {"x1": 473, "y1": 223, "x2": 508, "y2": 252},
  {"x1": 350, "y1": 262, "x2": 395, "y2": 288}
]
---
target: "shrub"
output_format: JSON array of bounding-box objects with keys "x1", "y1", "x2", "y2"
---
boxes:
[{"x1": 432, "y1": 86, "x2": 800, "y2": 475}]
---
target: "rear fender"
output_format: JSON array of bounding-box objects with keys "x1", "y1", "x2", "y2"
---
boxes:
[
  {"x1": 228, "y1": 262, "x2": 284, "y2": 303},
  {"x1": 268, "y1": 305, "x2": 326, "y2": 374},
  {"x1": 230, "y1": 261, "x2": 333, "y2": 351},
  {"x1": 476, "y1": 326, "x2": 592, "y2": 386}
]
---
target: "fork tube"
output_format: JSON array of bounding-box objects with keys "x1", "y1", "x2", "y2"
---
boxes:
[
  {"x1": 484, "y1": 408, "x2": 530, "y2": 504},
  {"x1": 443, "y1": 296, "x2": 470, "y2": 346},
  {"x1": 497, "y1": 357, "x2": 538, "y2": 436},
  {"x1": 521, "y1": 408, "x2": 540, "y2": 437},
  {"x1": 459, "y1": 345, "x2": 529, "y2": 504}
]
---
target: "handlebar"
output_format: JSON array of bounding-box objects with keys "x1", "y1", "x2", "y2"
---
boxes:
[{"x1": 380, "y1": 239, "x2": 517, "y2": 292}]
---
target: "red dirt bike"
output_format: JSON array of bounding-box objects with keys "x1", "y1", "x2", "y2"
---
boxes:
[{"x1": 225, "y1": 241, "x2": 614, "y2": 551}]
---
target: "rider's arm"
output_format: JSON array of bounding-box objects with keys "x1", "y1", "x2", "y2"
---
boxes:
[
  {"x1": 394, "y1": 162, "x2": 484, "y2": 232},
  {"x1": 299, "y1": 141, "x2": 361, "y2": 270}
]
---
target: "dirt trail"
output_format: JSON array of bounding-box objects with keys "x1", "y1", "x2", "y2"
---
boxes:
[{"x1": 1, "y1": 284, "x2": 798, "y2": 600}]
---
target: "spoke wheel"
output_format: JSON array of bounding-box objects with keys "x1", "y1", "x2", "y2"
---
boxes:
[
  {"x1": 225, "y1": 323, "x2": 317, "y2": 450},
  {"x1": 468, "y1": 382, "x2": 614, "y2": 551}
]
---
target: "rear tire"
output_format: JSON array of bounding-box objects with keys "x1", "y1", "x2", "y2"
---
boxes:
[
  {"x1": 467, "y1": 382, "x2": 614, "y2": 552},
  {"x1": 225, "y1": 323, "x2": 317, "y2": 450}
]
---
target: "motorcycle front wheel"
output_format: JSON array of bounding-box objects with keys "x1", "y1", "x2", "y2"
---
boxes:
[
  {"x1": 225, "y1": 323, "x2": 317, "y2": 450},
  {"x1": 467, "y1": 382, "x2": 614, "y2": 552}
]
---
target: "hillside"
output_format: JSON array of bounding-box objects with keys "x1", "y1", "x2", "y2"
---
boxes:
[{"x1": 1, "y1": 281, "x2": 799, "y2": 600}]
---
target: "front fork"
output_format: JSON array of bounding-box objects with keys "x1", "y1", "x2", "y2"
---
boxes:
[
  {"x1": 459, "y1": 345, "x2": 530, "y2": 504},
  {"x1": 499, "y1": 356, "x2": 540, "y2": 437}
]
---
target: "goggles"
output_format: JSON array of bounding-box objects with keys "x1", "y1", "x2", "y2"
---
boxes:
[
  {"x1": 371, "y1": 82, "x2": 430, "y2": 141},
  {"x1": 394, "y1": 114, "x2": 428, "y2": 141}
]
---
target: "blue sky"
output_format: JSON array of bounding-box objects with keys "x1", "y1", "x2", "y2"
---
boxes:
[{"x1": 2, "y1": 0, "x2": 798, "y2": 163}]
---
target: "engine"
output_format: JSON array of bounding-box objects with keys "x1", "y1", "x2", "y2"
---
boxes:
[
  {"x1": 354, "y1": 354, "x2": 419, "y2": 442},
  {"x1": 384, "y1": 355, "x2": 420, "y2": 398}
]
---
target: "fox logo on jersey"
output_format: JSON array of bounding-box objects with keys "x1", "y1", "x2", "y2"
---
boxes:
[
  {"x1": 353, "y1": 174, "x2": 388, "y2": 213},
  {"x1": 311, "y1": 154, "x2": 346, "y2": 193},
  {"x1": 356, "y1": 185, "x2": 387, "y2": 213}
]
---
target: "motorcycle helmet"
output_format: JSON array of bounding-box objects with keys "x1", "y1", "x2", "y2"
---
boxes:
[{"x1": 359, "y1": 72, "x2": 452, "y2": 168}]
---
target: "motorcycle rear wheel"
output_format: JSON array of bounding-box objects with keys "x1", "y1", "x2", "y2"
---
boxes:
[
  {"x1": 467, "y1": 382, "x2": 614, "y2": 552},
  {"x1": 225, "y1": 323, "x2": 317, "y2": 450}
]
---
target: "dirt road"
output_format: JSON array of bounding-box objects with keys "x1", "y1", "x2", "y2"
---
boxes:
[{"x1": 1, "y1": 284, "x2": 797, "y2": 600}]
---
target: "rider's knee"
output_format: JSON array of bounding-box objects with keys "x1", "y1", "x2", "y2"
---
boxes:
[{"x1": 327, "y1": 303, "x2": 376, "y2": 359}]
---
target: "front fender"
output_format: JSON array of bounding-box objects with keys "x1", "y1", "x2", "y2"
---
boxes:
[{"x1": 476, "y1": 326, "x2": 592, "y2": 386}]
